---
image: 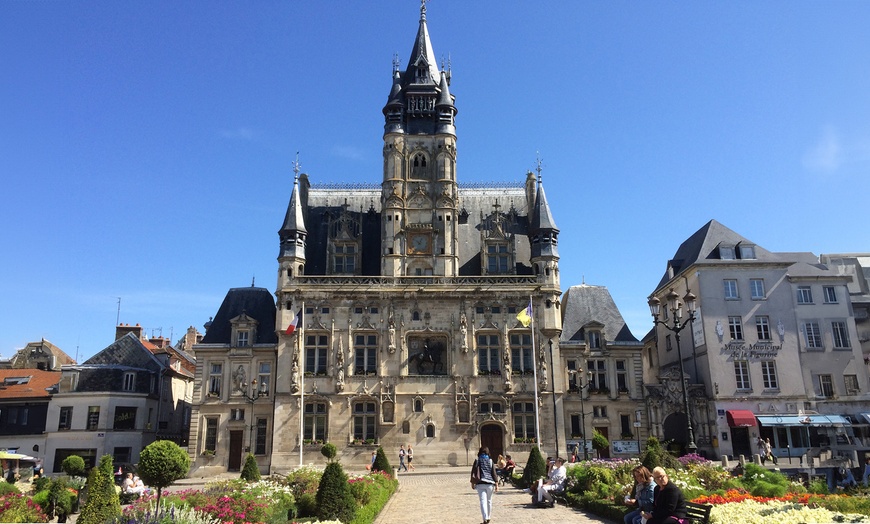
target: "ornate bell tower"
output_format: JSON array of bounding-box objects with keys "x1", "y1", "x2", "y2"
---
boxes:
[{"x1": 382, "y1": 1, "x2": 458, "y2": 278}]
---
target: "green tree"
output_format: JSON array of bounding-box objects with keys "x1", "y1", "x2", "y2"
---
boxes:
[
  {"x1": 315, "y1": 461, "x2": 356, "y2": 523},
  {"x1": 321, "y1": 442, "x2": 337, "y2": 462},
  {"x1": 591, "y1": 429, "x2": 610, "y2": 458},
  {"x1": 138, "y1": 440, "x2": 190, "y2": 509},
  {"x1": 240, "y1": 453, "x2": 261, "y2": 482},
  {"x1": 372, "y1": 446, "x2": 392, "y2": 476},
  {"x1": 521, "y1": 446, "x2": 547, "y2": 489},
  {"x1": 60, "y1": 455, "x2": 86, "y2": 477},
  {"x1": 640, "y1": 436, "x2": 682, "y2": 471},
  {"x1": 78, "y1": 456, "x2": 120, "y2": 524}
]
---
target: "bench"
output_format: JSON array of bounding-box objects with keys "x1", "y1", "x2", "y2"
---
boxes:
[{"x1": 685, "y1": 501, "x2": 712, "y2": 524}]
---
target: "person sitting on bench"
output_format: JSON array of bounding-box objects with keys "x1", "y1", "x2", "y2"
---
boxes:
[{"x1": 536, "y1": 457, "x2": 567, "y2": 506}]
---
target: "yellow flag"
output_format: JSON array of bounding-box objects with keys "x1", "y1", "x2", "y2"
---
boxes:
[{"x1": 516, "y1": 300, "x2": 532, "y2": 327}]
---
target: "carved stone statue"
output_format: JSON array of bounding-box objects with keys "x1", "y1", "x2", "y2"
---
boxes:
[
  {"x1": 459, "y1": 312, "x2": 468, "y2": 353},
  {"x1": 290, "y1": 358, "x2": 300, "y2": 394},
  {"x1": 233, "y1": 365, "x2": 246, "y2": 392},
  {"x1": 335, "y1": 344, "x2": 345, "y2": 392},
  {"x1": 538, "y1": 348, "x2": 548, "y2": 390},
  {"x1": 388, "y1": 314, "x2": 397, "y2": 354}
]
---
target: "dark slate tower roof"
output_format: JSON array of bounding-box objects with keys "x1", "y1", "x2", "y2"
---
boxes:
[
  {"x1": 529, "y1": 177, "x2": 559, "y2": 259},
  {"x1": 279, "y1": 173, "x2": 308, "y2": 261},
  {"x1": 200, "y1": 287, "x2": 277, "y2": 345},
  {"x1": 560, "y1": 285, "x2": 638, "y2": 344},
  {"x1": 382, "y1": 1, "x2": 456, "y2": 136}
]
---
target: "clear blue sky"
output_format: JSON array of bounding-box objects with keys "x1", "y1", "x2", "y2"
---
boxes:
[{"x1": 3, "y1": 1, "x2": 869, "y2": 362}]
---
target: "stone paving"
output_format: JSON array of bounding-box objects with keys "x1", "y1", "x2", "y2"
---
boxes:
[{"x1": 374, "y1": 468, "x2": 609, "y2": 524}]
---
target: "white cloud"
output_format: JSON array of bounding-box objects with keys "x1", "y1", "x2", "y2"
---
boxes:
[
  {"x1": 802, "y1": 126, "x2": 843, "y2": 174},
  {"x1": 220, "y1": 127, "x2": 256, "y2": 141}
]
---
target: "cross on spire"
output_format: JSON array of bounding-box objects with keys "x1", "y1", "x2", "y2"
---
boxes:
[{"x1": 292, "y1": 152, "x2": 301, "y2": 180}]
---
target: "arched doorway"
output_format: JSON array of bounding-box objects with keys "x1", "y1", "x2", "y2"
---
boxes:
[
  {"x1": 480, "y1": 424, "x2": 504, "y2": 458},
  {"x1": 662, "y1": 412, "x2": 689, "y2": 454}
]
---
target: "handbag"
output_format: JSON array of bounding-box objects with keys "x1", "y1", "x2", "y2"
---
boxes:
[{"x1": 470, "y1": 459, "x2": 482, "y2": 485}]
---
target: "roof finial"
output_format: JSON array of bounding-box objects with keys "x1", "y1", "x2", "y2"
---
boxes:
[
  {"x1": 292, "y1": 151, "x2": 301, "y2": 180},
  {"x1": 420, "y1": 0, "x2": 428, "y2": 20},
  {"x1": 392, "y1": 53, "x2": 400, "y2": 74},
  {"x1": 251, "y1": 276, "x2": 255, "y2": 287},
  {"x1": 535, "y1": 151, "x2": 543, "y2": 182}
]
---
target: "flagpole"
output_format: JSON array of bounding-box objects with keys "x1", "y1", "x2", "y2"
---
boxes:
[
  {"x1": 528, "y1": 295, "x2": 542, "y2": 449},
  {"x1": 299, "y1": 301, "x2": 305, "y2": 468}
]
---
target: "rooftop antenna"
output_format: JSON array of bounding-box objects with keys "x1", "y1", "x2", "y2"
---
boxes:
[
  {"x1": 251, "y1": 275, "x2": 256, "y2": 287},
  {"x1": 116, "y1": 297, "x2": 121, "y2": 326}
]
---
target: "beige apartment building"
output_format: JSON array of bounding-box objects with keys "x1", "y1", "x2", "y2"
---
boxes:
[{"x1": 647, "y1": 220, "x2": 869, "y2": 467}]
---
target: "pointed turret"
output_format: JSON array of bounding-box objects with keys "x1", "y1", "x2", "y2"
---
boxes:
[
  {"x1": 405, "y1": 1, "x2": 441, "y2": 88},
  {"x1": 529, "y1": 176, "x2": 560, "y2": 260},
  {"x1": 278, "y1": 173, "x2": 307, "y2": 270}
]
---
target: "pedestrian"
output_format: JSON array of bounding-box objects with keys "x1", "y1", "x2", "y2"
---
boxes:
[
  {"x1": 399, "y1": 444, "x2": 408, "y2": 472},
  {"x1": 366, "y1": 450, "x2": 376, "y2": 471},
  {"x1": 863, "y1": 457, "x2": 870, "y2": 487},
  {"x1": 407, "y1": 444, "x2": 415, "y2": 471},
  {"x1": 756, "y1": 436, "x2": 766, "y2": 464},
  {"x1": 470, "y1": 446, "x2": 498, "y2": 524},
  {"x1": 764, "y1": 438, "x2": 777, "y2": 465}
]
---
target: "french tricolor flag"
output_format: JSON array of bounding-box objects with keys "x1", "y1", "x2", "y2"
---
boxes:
[{"x1": 285, "y1": 310, "x2": 302, "y2": 335}]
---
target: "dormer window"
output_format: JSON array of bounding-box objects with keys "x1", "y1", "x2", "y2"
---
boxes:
[
  {"x1": 230, "y1": 313, "x2": 259, "y2": 348},
  {"x1": 332, "y1": 243, "x2": 357, "y2": 274},
  {"x1": 739, "y1": 244, "x2": 756, "y2": 259},
  {"x1": 237, "y1": 330, "x2": 249, "y2": 347},
  {"x1": 486, "y1": 243, "x2": 510, "y2": 274},
  {"x1": 719, "y1": 245, "x2": 735, "y2": 260},
  {"x1": 123, "y1": 372, "x2": 135, "y2": 392},
  {"x1": 588, "y1": 331, "x2": 602, "y2": 349}
]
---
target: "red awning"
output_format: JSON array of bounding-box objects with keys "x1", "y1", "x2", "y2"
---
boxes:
[{"x1": 727, "y1": 410, "x2": 757, "y2": 427}]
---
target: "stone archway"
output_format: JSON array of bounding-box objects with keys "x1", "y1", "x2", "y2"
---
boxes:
[{"x1": 662, "y1": 412, "x2": 689, "y2": 454}]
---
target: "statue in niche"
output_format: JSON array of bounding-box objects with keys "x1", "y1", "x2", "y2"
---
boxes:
[
  {"x1": 233, "y1": 365, "x2": 246, "y2": 392},
  {"x1": 335, "y1": 341, "x2": 345, "y2": 392},
  {"x1": 459, "y1": 312, "x2": 468, "y2": 353},
  {"x1": 290, "y1": 357, "x2": 300, "y2": 394},
  {"x1": 503, "y1": 345, "x2": 512, "y2": 390},
  {"x1": 388, "y1": 314, "x2": 397, "y2": 354},
  {"x1": 538, "y1": 347, "x2": 548, "y2": 390}
]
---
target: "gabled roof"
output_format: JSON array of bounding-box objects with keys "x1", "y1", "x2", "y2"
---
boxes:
[
  {"x1": 0, "y1": 369, "x2": 60, "y2": 400},
  {"x1": 200, "y1": 287, "x2": 277, "y2": 345},
  {"x1": 560, "y1": 284, "x2": 638, "y2": 344}
]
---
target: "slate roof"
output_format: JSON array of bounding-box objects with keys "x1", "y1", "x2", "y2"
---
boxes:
[
  {"x1": 0, "y1": 369, "x2": 60, "y2": 400},
  {"x1": 84, "y1": 332, "x2": 164, "y2": 371},
  {"x1": 200, "y1": 287, "x2": 277, "y2": 345},
  {"x1": 560, "y1": 284, "x2": 638, "y2": 344}
]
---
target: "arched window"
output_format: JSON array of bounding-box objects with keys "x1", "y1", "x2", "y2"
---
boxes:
[
  {"x1": 425, "y1": 424, "x2": 435, "y2": 438},
  {"x1": 414, "y1": 398, "x2": 424, "y2": 413}
]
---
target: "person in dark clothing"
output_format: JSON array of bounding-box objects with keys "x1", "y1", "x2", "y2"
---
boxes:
[
  {"x1": 642, "y1": 467, "x2": 687, "y2": 524},
  {"x1": 471, "y1": 446, "x2": 498, "y2": 524}
]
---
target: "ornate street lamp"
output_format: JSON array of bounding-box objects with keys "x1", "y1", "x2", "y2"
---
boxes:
[
  {"x1": 568, "y1": 368, "x2": 593, "y2": 460},
  {"x1": 240, "y1": 379, "x2": 265, "y2": 453},
  {"x1": 648, "y1": 288, "x2": 698, "y2": 454}
]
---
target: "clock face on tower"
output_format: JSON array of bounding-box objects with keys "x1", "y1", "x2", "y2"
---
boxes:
[{"x1": 409, "y1": 233, "x2": 431, "y2": 254}]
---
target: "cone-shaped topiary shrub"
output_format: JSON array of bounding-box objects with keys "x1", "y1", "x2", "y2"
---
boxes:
[
  {"x1": 372, "y1": 446, "x2": 392, "y2": 476},
  {"x1": 521, "y1": 445, "x2": 547, "y2": 489},
  {"x1": 78, "y1": 456, "x2": 121, "y2": 524},
  {"x1": 241, "y1": 453, "x2": 261, "y2": 482},
  {"x1": 315, "y1": 461, "x2": 357, "y2": 523}
]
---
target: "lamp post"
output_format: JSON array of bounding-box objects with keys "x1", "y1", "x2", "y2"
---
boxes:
[
  {"x1": 568, "y1": 368, "x2": 592, "y2": 461},
  {"x1": 648, "y1": 288, "x2": 698, "y2": 455},
  {"x1": 241, "y1": 379, "x2": 264, "y2": 453}
]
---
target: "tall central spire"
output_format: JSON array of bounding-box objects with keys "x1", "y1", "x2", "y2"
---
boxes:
[{"x1": 406, "y1": 0, "x2": 440, "y2": 87}]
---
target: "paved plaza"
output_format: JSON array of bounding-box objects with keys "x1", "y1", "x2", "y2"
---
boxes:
[{"x1": 374, "y1": 468, "x2": 610, "y2": 524}]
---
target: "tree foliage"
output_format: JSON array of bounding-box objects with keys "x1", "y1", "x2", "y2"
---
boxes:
[
  {"x1": 60, "y1": 455, "x2": 86, "y2": 477},
  {"x1": 315, "y1": 461, "x2": 356, "y2": 523},
  {"x1": 241, "y1": 453, "x2": 261, "y2": 482},
  {"x1": 521, "y1": 446, "x2": 547, "y2": 489},
  {"x1": 372, "y1": 446, "x2": 392, "y2": 476},
  {"x1": 592, "y1": 429, "x2": 610, "y2": 458},
  {"x1": 138, "y1": 440, "x2": 190, "y2": 508},
  {"x1": 321, "y1": 442, "x2": 337, "y2": 461},
  {"x1": 640, "y1": 436, "x2": 682, "y2": 471}
]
